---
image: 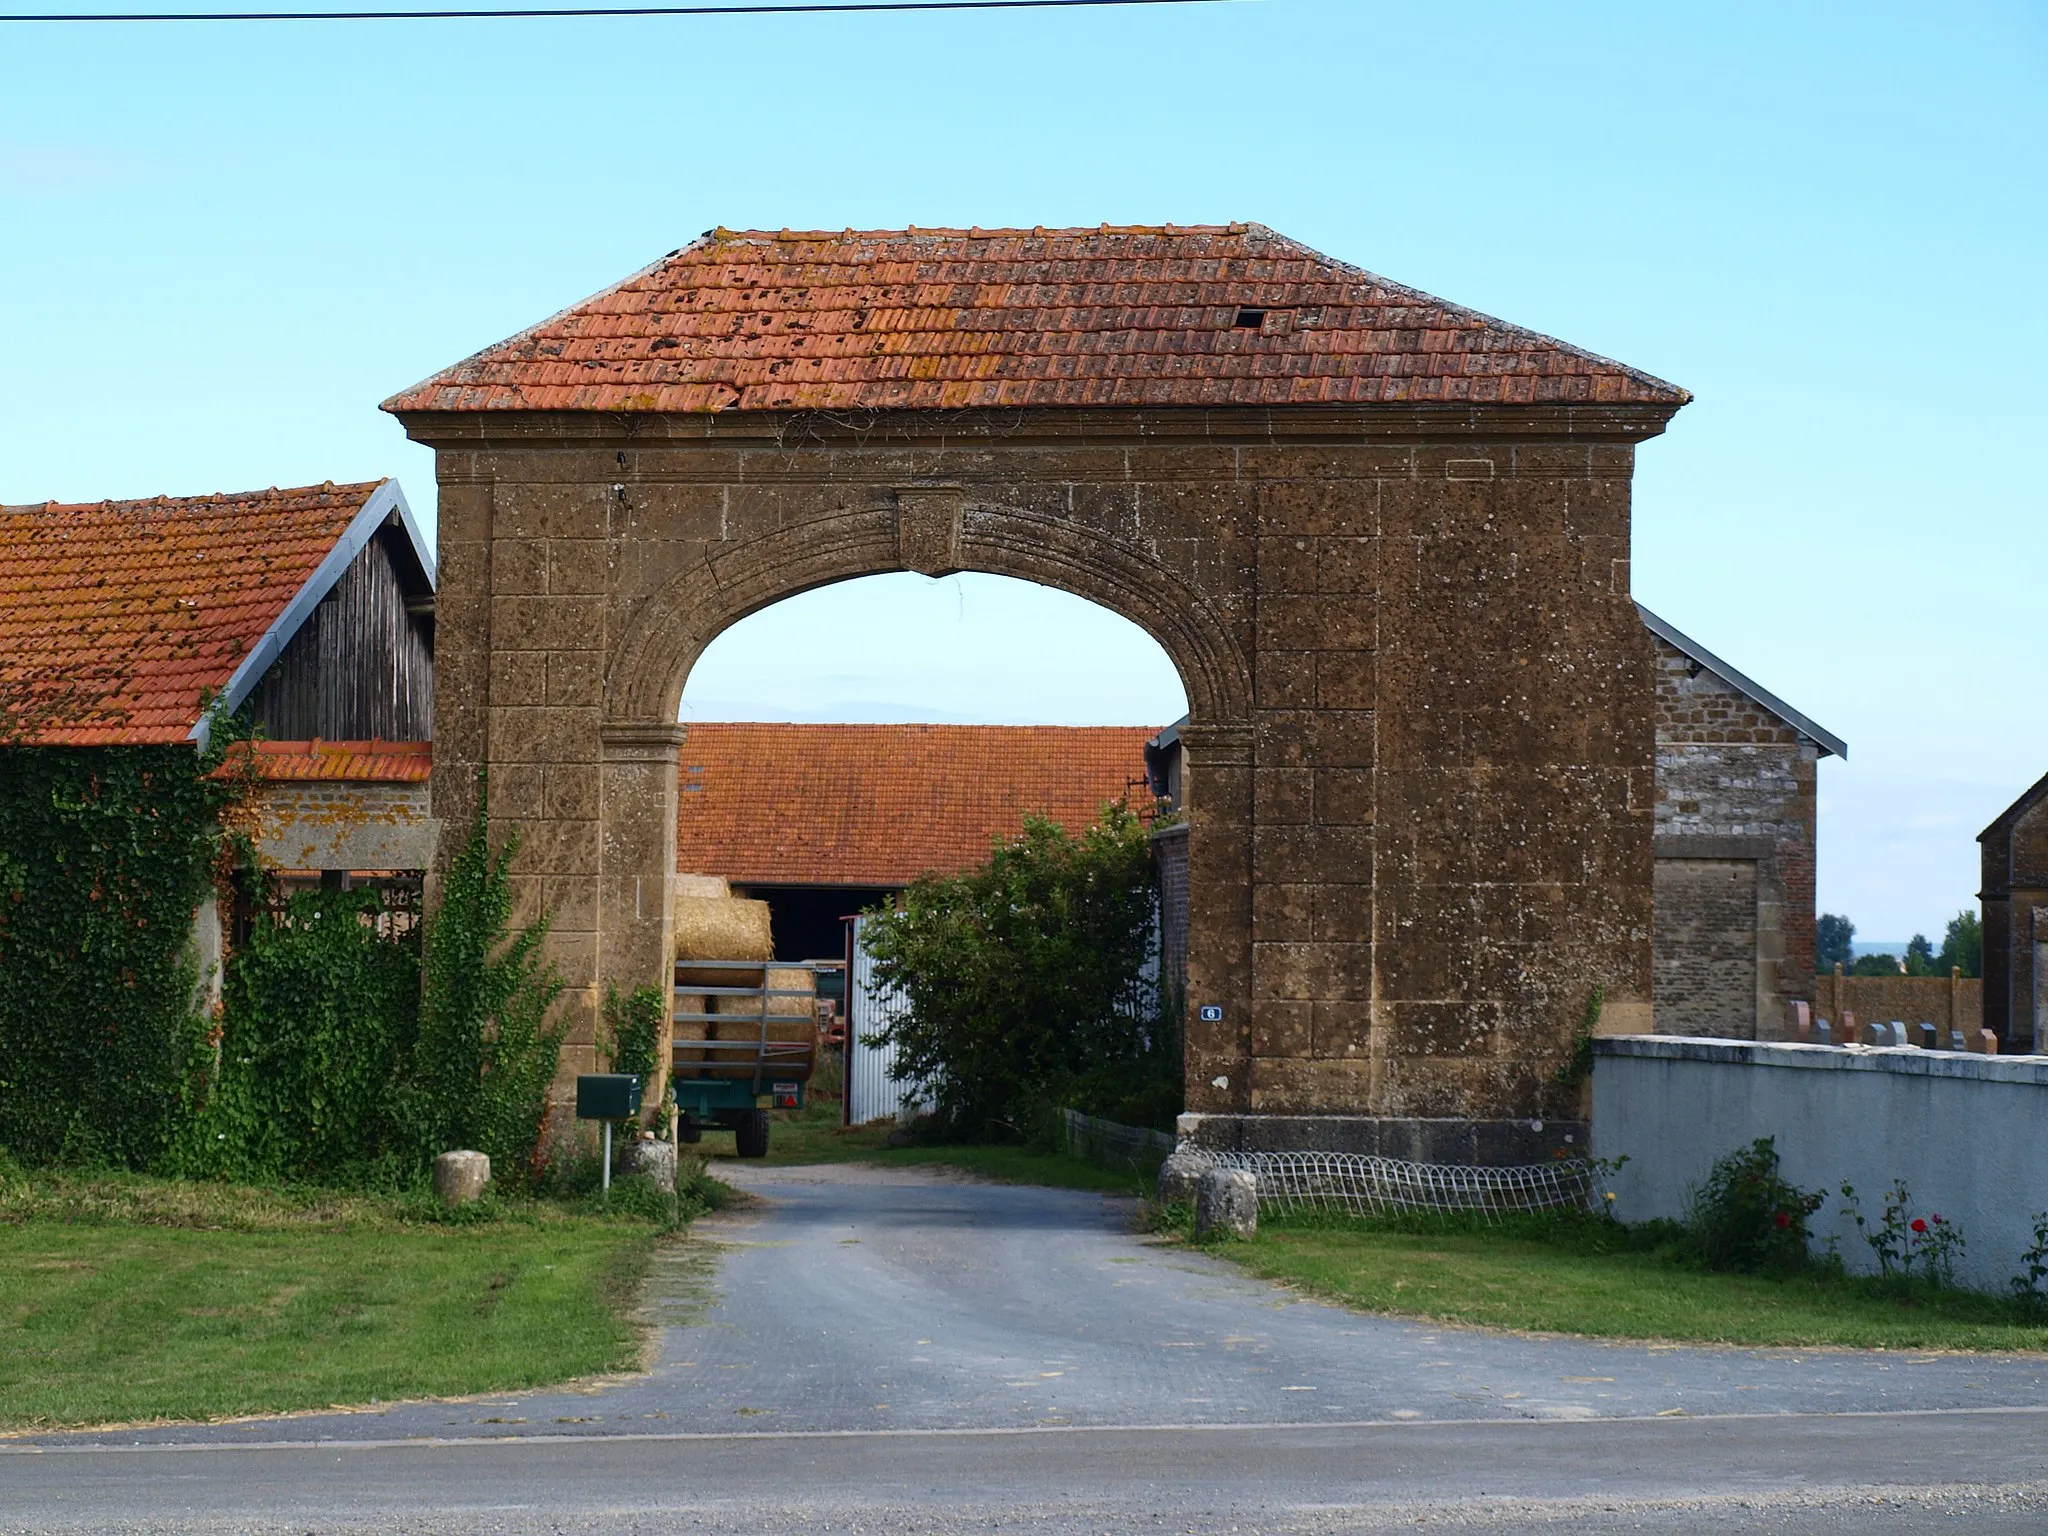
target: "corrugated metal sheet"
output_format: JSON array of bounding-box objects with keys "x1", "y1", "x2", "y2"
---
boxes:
[{"x1": 845, "y1": 916, "x2": 918, "y2": 1126}]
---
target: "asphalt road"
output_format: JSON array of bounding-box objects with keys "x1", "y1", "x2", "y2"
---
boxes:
[{"x1": 8, "y1": 1164, "x2": 2048, "y2": 1533}]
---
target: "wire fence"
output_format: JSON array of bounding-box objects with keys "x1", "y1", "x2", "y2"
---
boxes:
[
  {"x1": 1169, "y1": 1146, "x2": 1601, "y2": 1220},
  {"x1": 1057, "y1": 1108, "x2": 1175, "y2": 1175}
]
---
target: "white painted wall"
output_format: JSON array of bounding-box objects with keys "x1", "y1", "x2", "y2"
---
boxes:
[{"x1": 1592, "y1": 1037, "x2": 2048, "y2": 1295}]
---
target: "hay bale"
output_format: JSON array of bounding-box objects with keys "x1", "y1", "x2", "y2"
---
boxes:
[
  {"x1": 707, "y1": 967, "x2": 819, "y2": 1080},
  {"x1": 674, "y1": 872, "x2": 731, "y2": 900},
  {"x1": 673, "y1": 896, "x2": 773, "y2": 987}
]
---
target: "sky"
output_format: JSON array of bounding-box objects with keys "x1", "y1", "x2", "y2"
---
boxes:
[{"x1": 1, "y1": 0, "x2": 2041, "y2": 939}]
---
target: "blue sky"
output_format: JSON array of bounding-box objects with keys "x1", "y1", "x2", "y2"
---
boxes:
[{"x1": 2, "y1": 0, "x2": 2041, "y2": 939}]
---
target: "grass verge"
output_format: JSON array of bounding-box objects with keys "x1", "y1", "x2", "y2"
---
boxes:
[
  {"x1": 0, "y1": 1166, "x2": 716, "y2": 1430},
  {"x1": 700, "y1": 1100, "x2": 1154, "y2": 1196},
  {"x1": 1171, "y1": 1207, "x2": 2048, "y2": 1352}
]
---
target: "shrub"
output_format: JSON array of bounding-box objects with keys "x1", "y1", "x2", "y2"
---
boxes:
[
  {"x1": 400, "y1": 783, "x2": 565, "y2": 1185},
  {"x1": 178, "y1": 887, "x2": 419, "y2": 1182},
  {"x1": 2013, "y1": 1212, "x2": 2048, "y2": 1317},
  {"x1": 1689, "y1": 1137, "x2": 1824, "y2": 1274},
  {"x1": 1839, "y1": 1179, "x2": 1967, "y2": 1290},
  {"x1": 861, "y1": 804, "x2": 1166, "y2": 1141}
]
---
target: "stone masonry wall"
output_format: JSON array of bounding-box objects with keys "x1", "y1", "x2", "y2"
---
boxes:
[
  {"x1": 1651, "y1": 638, "x2": 1818, "y2": 1037},
  {"x1": 250, "y1": 782, "x2": 435, "y2": 873},
  {"x1": 403, "y1": 403, "x2": 1674, "y2": 1146}
]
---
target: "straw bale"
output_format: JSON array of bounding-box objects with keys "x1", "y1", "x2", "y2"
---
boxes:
[
  {"x1": 674, "y1": 873, "x2": 731, "y2": 900},
  {"x1": 674, "y1": 896, "x2": 773, "y2": 987}
]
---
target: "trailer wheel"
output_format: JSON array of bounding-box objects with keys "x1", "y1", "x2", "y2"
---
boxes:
[
  {"x1": 735, "y1": 1109, "x2": 771, "y2": 1160},
  {"x1": 677, "y1": 1112, "x2": 703, "y2": 1145}
]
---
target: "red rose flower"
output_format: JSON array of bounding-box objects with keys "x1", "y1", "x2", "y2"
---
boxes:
[
  {"x1": 1773, "y1": 1211, "x2": 1791, "y2": 1229},
  {"x1": 1910, "y1": 1218, "x2": 1928, "y2": 1234}
]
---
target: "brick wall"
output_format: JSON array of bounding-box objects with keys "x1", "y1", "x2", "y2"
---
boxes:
[
  {"x1": 1651, "y1": 639, "x2": 1819, "y2": 1037},
  {"x1": 1812, "y1": 969, "x2": 1983, "y2": 1038}
]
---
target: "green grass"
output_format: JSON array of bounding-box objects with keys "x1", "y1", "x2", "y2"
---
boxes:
[
  {"x1": 701, "y1": 1099, "x2": 1154, "y2": 1196},
  {"x1": 0, "y1": 1168, "x2": 673, "y2": 1430},
  {"x1": 1191, "y1": 1209, "x2": 2048, "y2": 1352}
]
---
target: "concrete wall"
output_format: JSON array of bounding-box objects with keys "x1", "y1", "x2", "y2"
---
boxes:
[{"x1": 1592, "y1": 1036, "x2": 2048, "y2": 1293}]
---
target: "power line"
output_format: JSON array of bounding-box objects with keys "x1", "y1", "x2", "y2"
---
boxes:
[{"x1": 1, "y1": 0, "x2": 1232, "y2": 20}]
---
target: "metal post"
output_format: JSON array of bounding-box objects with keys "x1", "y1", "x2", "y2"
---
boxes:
[{"x1": 602, "y1": 1120, "x2": 612, "y2": 1198}]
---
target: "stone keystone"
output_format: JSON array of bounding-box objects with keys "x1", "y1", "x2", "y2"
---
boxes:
[
  {"x1": 1195, "y1": 1167, "x2": 1258, "y2": 1239},
  {"x1": 432, "y1": 1149, "x2": 490, "y2": 1205}
]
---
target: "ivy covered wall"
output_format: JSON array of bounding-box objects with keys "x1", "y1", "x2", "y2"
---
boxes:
[{"x1": 0, "y1": 744, "x2": 240, "y2": 1167}]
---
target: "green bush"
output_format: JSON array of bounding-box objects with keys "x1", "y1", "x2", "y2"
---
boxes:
[
  {"x1": 400, "y1": 785, "x2": 566, "y2": 1187},
  {"x1": 0, "y1": 741, "x2": 245, "y2": 1169},
  {"x1": 603, "y1": 984, "x2": 664, "y2": 1084},
  {"x1": 861, "y1": 804, "x2": 1167, "y2": 1141},
  {"x1": 1689, "y1": 1136, "x2": 1824, "y2": 1275},
  {"x1": 177, "y1": 888, "x2": 419, "y2": 1182}
]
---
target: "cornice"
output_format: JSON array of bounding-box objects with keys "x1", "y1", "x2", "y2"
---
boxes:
[{"x1": 396, "y1": 402, "x2": 1681, "y2": 453}]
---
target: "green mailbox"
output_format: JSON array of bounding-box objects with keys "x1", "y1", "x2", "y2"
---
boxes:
[{"x1": 576, "y1": 1073, "x2": 642, "y2": 1121}]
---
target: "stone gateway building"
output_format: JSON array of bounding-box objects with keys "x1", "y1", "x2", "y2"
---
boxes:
[{"x1": 384, "y1": 223, "x2": 1690, "y2": 1163}]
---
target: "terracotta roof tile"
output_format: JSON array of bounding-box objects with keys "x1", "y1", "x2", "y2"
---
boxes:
[
  {"x1": 0, "y1": 482, "x2": 385, "y2": 746},
  {"x1": 384, "y1": 224, "x2": 1687, "y2": 415},
  {"x1": 672, "y1": 723, "x2": 1159, "y2": 887},
  {"x1": 230, "y1": 739, "x2": 433, "y2": 783}
]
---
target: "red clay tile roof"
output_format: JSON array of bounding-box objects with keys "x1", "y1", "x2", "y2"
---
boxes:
[
  {"x1": 0, "y1": 482, "x2": 387, "y2": 746},
  {"x1": 231, "y1": 739, "x2": 433, "y2": 783},
  {"x1": 673, "y1": 722, "x2": 1159, "y2": 887},
  {"x1": 384, "y1": 224, "x2": 1687, "y2": 415}
]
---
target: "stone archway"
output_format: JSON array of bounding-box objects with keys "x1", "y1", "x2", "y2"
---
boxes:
[
  {"x1": 404, "y1": 402, "x2": 1671, "y2": 1161},
  {"x1": 392, "y1": 223, "x2": 1686, "y2": 1160},
  {"x1": 593, "y1": 486, "x2": 1255, "y2": 1124}
]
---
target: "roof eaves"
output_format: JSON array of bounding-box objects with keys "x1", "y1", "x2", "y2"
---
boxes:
[
  {"x1": 379, "y1": 237, "x2": 713, "y2": 415},
  {"x1": 191, "y1": 480, "x2": 414, "y2": 748},
  {"x1": 1638, "y1": 604, "x2": 1847, "y2": 761},
  {"x1": 1253, "y1": 225, "x2": 1692, "y2": 407}
]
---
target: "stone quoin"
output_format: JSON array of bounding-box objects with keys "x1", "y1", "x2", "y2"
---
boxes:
[{"x1": 383, "y1": 224, "x2": 1689, "y2": 1162}]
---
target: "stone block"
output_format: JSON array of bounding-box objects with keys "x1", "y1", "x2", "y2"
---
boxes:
[
  {"x1": 619, "y1": 1134, "x2": 678, "y2": 1193},
  {"x1": 1194, "y1": 1168, "x2": 1258, "y2": 1238},
  {"x1": 1156, "y1": 1148, "x2": 1206, "y2": 1205},
  {"x1": 432, "y1": 1150, "x2": 490, "y2": 1205}
]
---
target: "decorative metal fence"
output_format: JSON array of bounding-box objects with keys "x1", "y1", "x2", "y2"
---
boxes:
[{"x1": 1170, "y1": 1146, "x2": 1600, "y2": 1220}]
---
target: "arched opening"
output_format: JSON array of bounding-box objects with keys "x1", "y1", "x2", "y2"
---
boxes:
[
  {"x1": 681, "y1": 570, "x2": 1189, "y2": 727},
  {"x1": 666, "y1": 570, "x2": 1193, "y2": 1145}
]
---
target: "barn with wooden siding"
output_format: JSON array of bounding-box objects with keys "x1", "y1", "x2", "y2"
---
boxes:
[
  {"x1": 0, "y1": 475, "x2": 438, "y2": 881},
  {"x1": 1, "y1": 475, "x2": 438, "y2": 1003}
]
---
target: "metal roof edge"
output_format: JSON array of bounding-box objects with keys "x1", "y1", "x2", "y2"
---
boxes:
[
  {"x1": 1637, "y1": 604, "x2": 1847, "y2": 761},
  {"x1": 191, "y1": 480, "x2": 412, "y2": 749}
]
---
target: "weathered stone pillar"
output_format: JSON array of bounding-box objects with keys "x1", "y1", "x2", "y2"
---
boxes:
[
  {"x1": 600, "y1": 722, "x2": 685, "y2": 1116},
  {"x1": 1181, "y1": 722, "x2": 1254, "y2": 1116}
]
